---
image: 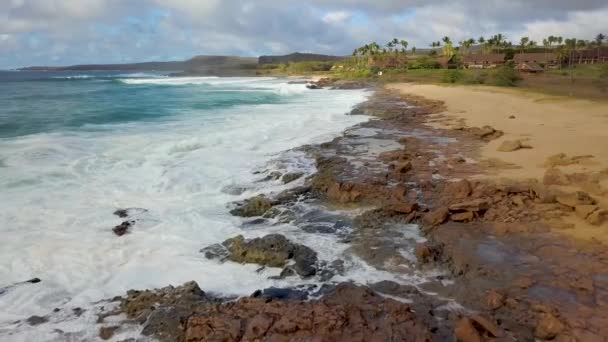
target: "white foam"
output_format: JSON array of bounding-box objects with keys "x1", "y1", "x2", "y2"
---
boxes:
[{"x1": 0, "y1": 79, "x2": 378, "y2": 340}]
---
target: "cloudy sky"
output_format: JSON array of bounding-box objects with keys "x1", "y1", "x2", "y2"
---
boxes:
[{"x1": 1, "y1": 0, "x2": 607, "y2": 69}]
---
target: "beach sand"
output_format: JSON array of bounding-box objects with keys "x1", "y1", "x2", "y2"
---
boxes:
[{"x1": 388, "y1": 83, "x2": 608, "y2": 243}]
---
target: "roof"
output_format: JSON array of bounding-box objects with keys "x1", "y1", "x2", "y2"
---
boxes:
[
  {"x1": 513, "y1": 53, "x2": 557, "y2": 63},
  {"x1": 463, "y1": 54, "x2": 505, "y2": 64},
  {"x1": 437, "y1": 56, "x2": 456, "y2": 67},
  {"x1": 516, "y1": 61, "x2": 544, "y2": 72}
]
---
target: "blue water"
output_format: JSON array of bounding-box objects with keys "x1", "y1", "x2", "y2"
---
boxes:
[
  {"x1": 0, "y1": 71, "x2": 376, "y2": 341},
  {"x1": 0, "y1": 71, "x2": 284, "y2": 138}
]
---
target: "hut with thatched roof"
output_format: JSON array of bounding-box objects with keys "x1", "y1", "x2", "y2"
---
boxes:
[
  {"x1": 513, "y1": 53, "x2": 558, "y2": 66},
  {"x1": 463, "y1": 54, "x2": 505, "y2": 69},
  {"x1": 516, "y1": 61, "x2": 544, "y2": 73}
]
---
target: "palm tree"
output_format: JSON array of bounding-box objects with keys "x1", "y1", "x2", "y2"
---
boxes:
[
  {"x1": 442, "y1": 36, "x2": 451, "y2": 45},
  {"x1": 411, "y1": 46, "x2": 417, "y2": 55},
  {"x1": 596, "y1": 33, "x2": 605, "y2": 62},
  {"x1": 399, "y1": 40, "x2": 408, "y2": 54},
  {"x1": 576, "y1": 40, "x2": 587, "y2": 64},
  {"x1": 519, "y1": 37, "x2": 530, "y2": 53},
  {"x1": 557, "y1": 36, "x2": 563, "y2": 46}
]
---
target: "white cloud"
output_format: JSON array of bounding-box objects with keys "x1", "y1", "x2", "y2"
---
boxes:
[
  {"x1": 1, "y1": 0, "x2": 607, "y2": 68},
  {"x1": 322, "y1": 11, "x2": 352, "y2": 24}
]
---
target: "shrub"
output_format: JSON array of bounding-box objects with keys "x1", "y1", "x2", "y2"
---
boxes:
[
  {"x1": 594, "y1": 64, "x2": 608, "y2": 92},
  {"x1": 441, "y1": 69, "x2": 464, "y2": 83},
  {"x1": 463, "y1": 70, "x2": 488, "y2": 84},
  {"x1": 409, "y1": 56, "x2": 441, "y2": 69},
  {"x1": 489, "y1": 62, "x2": 521, "y2": 86}
]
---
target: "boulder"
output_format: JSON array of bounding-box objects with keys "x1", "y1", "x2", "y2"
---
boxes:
[
  {"x1": 466, "y1": 126, "x2": 504, "y2": 141},
  {"x1": 99, "y1": 326, "x2": 119, "y2": 340},
  {"x1": 484, "y1": 290, "x2": 505, "y2": 310},
  {"x1": 112, "y1": 221, "x2": 133, "y2": 236},
  {"x1": 205, "y1": 234, "x2": 318, "y2": 277},
  {"x1": 450, "y1": 211, "x2": 474, "y2": 222},
  {"x1": 535, "y1": 313, "x2": 564, "y2": 340},
  {"x1": 497, "y1": 139, "x2": 531, "y2": 152},
  {"x1": 230, "y1": 196, "x2": 273, "y2": 217},
  {"x1": 442, "y1": 179, "x2": 472, "y2": 199},
  {"x1": 422, "y1": 207, "x2": 449, "y2": 227},
  {"x1": 587, "y1": 209, "x2": 606, "y2": 226},
  {"x1": 454, "y1": 318, "x2": 481, "y2": 342}
]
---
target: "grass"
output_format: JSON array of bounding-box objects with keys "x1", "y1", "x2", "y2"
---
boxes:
[{"x1": 257, "y1": 60, "x2": 608, "y2": 100}]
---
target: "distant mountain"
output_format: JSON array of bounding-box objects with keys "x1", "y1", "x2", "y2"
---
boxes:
[
  {"x1": 19, "y1": 55, "x2": 259, "y2": 76},
  {"x1": 258, "y1": 52, "x2": 346, "y2": 65}
]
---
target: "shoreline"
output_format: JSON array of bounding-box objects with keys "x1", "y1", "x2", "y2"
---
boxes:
[{"x1": 7, "y1": 80, "x2": 608, "y2": 341}]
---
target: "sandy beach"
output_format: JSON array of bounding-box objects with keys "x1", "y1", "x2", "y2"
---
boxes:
[{"x1": 389, "y1": 83, "x2": 608, "y2": 243}]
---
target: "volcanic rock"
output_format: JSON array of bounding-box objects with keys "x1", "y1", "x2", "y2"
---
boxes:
[
  {"x1": 230, "y1": 195, "x2": 273, "y2": 217},
  {"x1": 204, "y1": 234, "x2": 318, "y2": 277},
  {"x1": 422, "y1": 207, "x2": 449, "y2": 227}
]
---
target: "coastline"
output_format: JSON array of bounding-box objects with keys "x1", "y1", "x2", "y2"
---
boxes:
[{"x1": 6, "y1": 79, "x2": 608, "y2": 341}]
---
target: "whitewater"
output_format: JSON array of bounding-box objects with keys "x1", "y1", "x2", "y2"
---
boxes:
[{"x1": 0, "y1": 73, "x2": 434, "y2": 340}]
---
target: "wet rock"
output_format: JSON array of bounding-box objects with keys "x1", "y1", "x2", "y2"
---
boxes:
[
  {"x1": 535, "y1": 313, "x2": 565, "y2": 340},
  {"x1": 113, "y1": 208, "x2": 148, "y2": 218},
  {"x1": 230, "y1": 195, "x2": 273, "y2": 217},
  {"x1": 200, "y1": 243, "x2": 230, "y2": 261},
  {"x1": 468, "y1": 315, "x2": 501, "y2": 337},
  {"x1": 26, "y1": 315, "x2": 48, "y2": 326},
  {"x1": 274, "y1": 186, "x2": 311, "y2": 204},
  {"x1": 141, "y1": 307, "x2": 186, "y2": 341},
  {"x1": 391, "y1": 161, "x2": 413, "y2": 174},
  {"x1": 422, "y1": 207, "x2": 449, "y2": 227},
  {"x1": 99, "y1": 326, "x2": 119, "y2": 340},
  {"x1": 209, "y1": 234, "x2": 318, "y2": 277},
  {"x1": 281, "y1": 172, "x2": 304, "y2": 184},
  {"x1": 184, "y1": 283, "x2": 434, "y2": 342},
  {"x1": 112, "y1": 221, "x2": 133, "y2": 236},
  {"x1": 415, "y1": 243, "x2": 443, "y2": 264},
  {"x1": 251, "y1": 287, "x2": 308, "y2": 300},
  {"x1": 327, "y1": 182, "x2": 363, "y2": 203},
  {"x1": 556, "y1": 191, "x2": 596, "y2": 208}
]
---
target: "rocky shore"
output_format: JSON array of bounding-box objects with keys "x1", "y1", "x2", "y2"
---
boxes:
[{"x1": 18, "y1": 80, "x2": 608, "y2": 341}]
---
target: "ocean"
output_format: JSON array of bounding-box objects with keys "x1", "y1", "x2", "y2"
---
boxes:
[{"x1": 0, "y1": 71, "x2": 400, "y2": 340}]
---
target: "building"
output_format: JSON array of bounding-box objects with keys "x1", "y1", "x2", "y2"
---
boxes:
[
  {"x1": 570, "y1": 47, "x2": 608, "y2": 64},
  {"x1": 463, "y1": 54, "x2": 506, "y2": 69},
  {"x1": 516, "y1": 61, "x2": 544, "y2": 73},
  {"x1": 437, "y1": 56, "x2": 458, "y2": 69},
  {"x1": 513, "y1": 53, "x2": 558, "y2": 66}
]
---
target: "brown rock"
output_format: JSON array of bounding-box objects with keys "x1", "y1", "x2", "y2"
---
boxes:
[
  {"x1": 454, "y1": 318, "x2": 481, "y2": 342},
  {"x1": 99, "y1": 326, "x2": 119, "y2": 340},
  {"x1": 450, "y1": 211, "x2": 474, "y2": 222},
  {"x1": 443, "y1": 179, "x2": 472, "y2": 199},
  {"x1": 535, "y1": 313, "x2": 565, "y2": 340},
  {"x1": 556, "y1": 191, "x2": 596, "y2": 208},
  {"x1": 449, "y1": 199, "x2": 490, "y2": 212},
  {"x1": 497, "y1": 139, "x2": 531, "y2": 152},
  {"x1": 575, "y1": 205, "x2": 599, "y2": 219},
  {"x1": 587, "y1": 209, "x2": 606, "y2": 226},
  {"x1": 184, "y1": 283, "x2": 434, "y2": 342},
  {"x1": 386, "y1": 201, "x2": 418, "y2": 214},
  {"x1": 544, "y1": 168, "x2": 570, "y2": 186},
  {"x1": 422, "y1": 207, "x2": 449, "y2": 226},
  {"x1": 469, "y1": 315, "x2": 502, "y2": 337},
  {"x1": 484, "y1": 290, "x2": 505, "y2": 310},
  {"x1": 392, "y1": 161, "x2": 413, "y2": 174}
]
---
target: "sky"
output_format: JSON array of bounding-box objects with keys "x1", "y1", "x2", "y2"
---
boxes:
[{"x1": 1, "y1": 0, "x2": 607, "y2": 69}]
